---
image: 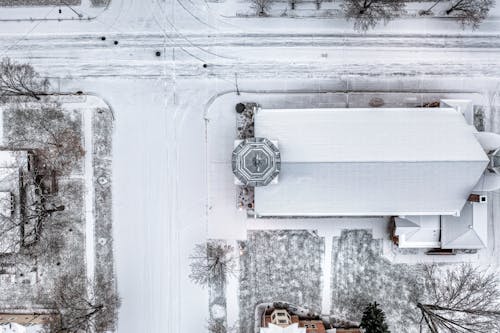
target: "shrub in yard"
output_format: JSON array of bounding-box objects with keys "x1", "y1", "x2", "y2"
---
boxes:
[{"x1": 360, "y1": 302, "x2": 390, "y2": 333}]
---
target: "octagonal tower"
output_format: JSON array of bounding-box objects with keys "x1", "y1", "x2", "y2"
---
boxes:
[{"x1": 232, "y1": 137, "x2": 280, "y2": 187}]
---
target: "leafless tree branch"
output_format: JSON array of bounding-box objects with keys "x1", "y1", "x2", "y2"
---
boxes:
[
  {"x1": 0, "y1": 58, "x2": 49, "y2": 101},
  {"x1": 445, "y1": 0, "x2": 494, "y2": 29},
  {"x1": 416, "y1": 264, "x2": 500, "y2": 333},
  {"x1": 49, "y1": 272, "x2": 121, "y2": 333},
  {"x1": 341, "y1": 0, "x2": 406, "y2": 32},
  {"x1": 189, "y1": 241, "x2": 236, "y2": 287}
]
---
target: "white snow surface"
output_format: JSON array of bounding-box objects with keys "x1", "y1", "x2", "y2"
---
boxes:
[
  {"x1": 255, "y1": 108, "x2": 486, "y2": 162},
  {"x1": 1, "y1": 0, "x2": 500, "y2": 332},
  {"x1": 441, "y1": 201, "x2": 488, "y2": 249},
  {"x1": 394, "y1": 216, "x2": 441, "y2": 248},
  {"x1": 254, "y1": 107, "x2": 488, "y2": 216},
  {"x1": 0, "y1": 323, "x2": 44, "y2": 333}
]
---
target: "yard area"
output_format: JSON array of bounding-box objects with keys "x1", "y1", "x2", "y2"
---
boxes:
[
  {"x1": 0, "y1": 104, "x2": 86, "y2": 310},
  {"x1": 331, "y1": 230, "x2": 424, "y2": 333},
  {"x1": 238, "y1": 230, "x2": 324, "y2": 333},
  {"x1": 0, "y1": 97, "x2": 116, "y2": 325}
]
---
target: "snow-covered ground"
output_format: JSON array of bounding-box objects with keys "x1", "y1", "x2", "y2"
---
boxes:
[
  {"x1": 239, "y1": 230, "x2": 324, "y2": 333},
  {"x1": 1, "y1": 0, "x2": 500, "y2": 332},
  {"x1": 0, "y1": 0, "x2": 108, "y2": 21},
  {"x1": 0, "y1": 96, "x2": 111, "y2": 312}
]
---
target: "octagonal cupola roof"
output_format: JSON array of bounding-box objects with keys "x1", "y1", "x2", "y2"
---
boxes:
[{"x1": 232, "y1": 137, "x2": 280, "y2": 187}]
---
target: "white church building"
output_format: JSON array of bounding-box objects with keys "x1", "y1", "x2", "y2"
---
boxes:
[{"x1": 232, "y1": 100, "x2": 500, "y2": 250}]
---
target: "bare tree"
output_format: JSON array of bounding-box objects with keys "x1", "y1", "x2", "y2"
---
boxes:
[
  {"x1": 445, "y1": 0, "x2": 494, "y2": 29},
  {"x1": 50, "y1": 272, "x2": 120, "y2": 333},
  {"x1": 189, "y1": 241, "x2": 236, "y2": 287},
  {"x1": 4, "y1": 103, "x2": 85, "y2": 176},
  {"x1": 0, "y1": 178, "x2": 64, "y2": 252},
  {"x1": 0, "y1": 58, "x2": 49, "y2": 101},
  {"x1": 0, "y1": 102, "x2": 84, "y2": 264},
  {"x1": 416, "y1": 264, "x2": 500, "y2": 333},
  {"x1": 341, "y1": 0, "x2": 406, "y2": 32},
  {"x1": 249, "y1": 0, "x2": 273, "y2": 16}
]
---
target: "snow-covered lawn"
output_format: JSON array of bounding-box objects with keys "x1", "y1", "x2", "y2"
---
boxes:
[
  {"x1": 331, "y1": 229, "x2": 423, "y2": 333},
  {"x1": 0, "y1": 0, "x2": 108, "y2": 21},
  {"x1": 239, "y1": 230, "x2": 324, "y2": 333},
  {"x1": 0, "y1": 101, "x2": 86, "y2": 310},
  {"x1": 0, "y1": 96, "x2": 114, "y2": 314},
  {"x1": 92, "y1": 104, "x2": 116, "y2": 312}
]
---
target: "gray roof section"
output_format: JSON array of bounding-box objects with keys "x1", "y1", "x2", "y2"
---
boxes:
[
  {"x1": 441, "y1": 202, "x2": 487, "y2": 249},
  {"x1": 232, "y1": 137, "x2": 280, "y2": 187}
]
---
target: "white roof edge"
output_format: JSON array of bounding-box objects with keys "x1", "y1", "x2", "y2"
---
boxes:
[
  {"x1": 260, "y1": 107, "x2": 458, "y2": 111},
  {"x1": 255, "y1": 211, "x2": 459, "y2": 217}
]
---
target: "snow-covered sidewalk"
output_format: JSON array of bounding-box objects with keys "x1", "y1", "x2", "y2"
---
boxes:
[{"x1": 0, "y1": 0, "x2": 108, "y2": 21}]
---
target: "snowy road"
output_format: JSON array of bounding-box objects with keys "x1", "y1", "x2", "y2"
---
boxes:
[
  {"x1": 1, "y1": 33, "x2": 500, "y2": 79},
  {"x1": 1, "y1": 1, "x2": 500, "y2": 332}
]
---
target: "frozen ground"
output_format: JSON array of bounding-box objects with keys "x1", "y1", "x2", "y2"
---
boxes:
[
  {"x1": 0, "y1": 0, "x2": 500, "y2": 33},
  {"x1": 331, "y1": 230, "x2": 423, "y2": 333},
  {"x1": 92, "y1": 104, "x2": 116, "y2": 313},
  {"x1": 0, "y1": 100, "x2": 86, "y2": 310},
  {"x1": 0, "y1": 1, "x2": 500, "y2": 333},
  {"x1": 0, "y1": 96, "x2": 114, "y2": 316},
  {"x1": 238, "y1": 230, "x2": 324, "y2": 333},
  {"x1": 0, "y1": 0, "x2": 109, "y2": 21}
]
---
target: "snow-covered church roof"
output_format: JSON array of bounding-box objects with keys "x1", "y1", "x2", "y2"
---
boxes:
[
  {"x1": 253, "y1": 107, "x2": 489, "y2": 217},
  {"x1": 441, "y1": 200, "x2": 487, "y2": 249}
]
